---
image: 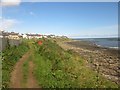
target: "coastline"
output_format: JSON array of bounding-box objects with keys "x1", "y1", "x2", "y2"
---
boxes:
[
  {"x1": 57, "y1": 39, "x2": 119, "y2": 85},
  {"x1": 71, "y1": 38, "x2": 119, "y2": 50},
  {"x1": 66, "y1": 40, "x2": 119, "y2": 57}
]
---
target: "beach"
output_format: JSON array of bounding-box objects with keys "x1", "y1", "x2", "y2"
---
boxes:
[{"x1": 57, "y1": 39, "x2": 119, "y2": 85}]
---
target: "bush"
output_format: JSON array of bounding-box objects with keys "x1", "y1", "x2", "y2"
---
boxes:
[
  {"x1": 2, "y1": 41, "x2": 29, "y2": 88},
  {"x1": 33, "y1": 39, "x2": 118, "y2": 88}
]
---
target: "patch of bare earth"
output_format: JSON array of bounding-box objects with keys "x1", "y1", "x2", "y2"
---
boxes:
[
  {"x1": 9, "y1": 51, "x2": 40, "y2": 88},
  {"x1": 9, "y1": 51, "x2": 30, "y2": 88},
  {"x1": 27, "y1": 61, "x2": 40, "y2": 88}
]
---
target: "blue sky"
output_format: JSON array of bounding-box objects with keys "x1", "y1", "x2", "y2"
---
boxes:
[{"x1": 1, "y1": 2, "x2": 118, "y2": 38}]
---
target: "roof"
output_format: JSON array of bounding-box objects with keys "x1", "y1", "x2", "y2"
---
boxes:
[
  {"x1": 26, "y1": 34, "x2": 42, "y2": 36},
  {"x1": 0, "y1": 31, "x2": 19, "y2": 36}
]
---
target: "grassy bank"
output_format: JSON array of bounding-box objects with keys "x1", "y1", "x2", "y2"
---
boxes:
[
  {"x1": 2, "y1": 40, "x2": 29, "y2": 88},
  {"x1": 32, "y1": 39, "x2": 118, "y2": 88}
]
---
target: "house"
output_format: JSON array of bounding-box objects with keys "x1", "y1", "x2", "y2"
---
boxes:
[
  {"x1": 61, "y1": 35, "x2": 68, "y2": 39},
  {"x1": 0, "y1": 31, "x2": 21, "y2": 40},
  {"x1": 22, "y1": 34, "x2": 27, "y2": 39},
  {"x1": 34, "y1": 34, "x2": 42, "y2": 39},
  {"x1": 18, "y1": 34, "x2": 23, "y2": 39},
  {"x1": 26, "y1": 33, "x2": 42, "y2": 39},
  {"x1": 0, "y1": 31, "x2": 9, "y2": 38},
  {"x1": 42, "y1": 35, "x2": 48, "y2": 38},
  {"x1": 8, "y1": 32, "x2": 20, "y2": 40},
  {"x1": 47, "y1": 34, "x2": 55, "y2": 38}
]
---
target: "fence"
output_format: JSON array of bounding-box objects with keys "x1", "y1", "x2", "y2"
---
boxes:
[{"x1": 0, "y1": 38, "x2": 22, "y2": 52}]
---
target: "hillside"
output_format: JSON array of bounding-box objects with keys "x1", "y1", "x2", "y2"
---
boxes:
[
  {"x1": 32, "y1": 38, "x2": 118, "y2": 88},
  {"x1": 2, "y1": 38, "x2": 118, "y2": 88}
]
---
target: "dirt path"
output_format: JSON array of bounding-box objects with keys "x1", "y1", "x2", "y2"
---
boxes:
[
  {"x1": 9, "y1": 51, "x2": 40, "y2": 88},
  {"x1": 27, "y1": 61, "x2": 39, "y2": 88}
]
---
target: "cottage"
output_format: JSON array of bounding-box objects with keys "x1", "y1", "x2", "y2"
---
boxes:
[
  {"x1": 42, "y1": 35, "x2": 48, "y2": 38},
  {"x1": 8, "y1": 32, "x2": 20, "y2": 40},
  {"x1": 47, "y1": 34, "x2": 55, "y2": 38},
  {"x1": 0, "y1": 31, "x2": 9, "y2": 38},
  {"x1": 26, "y1": 33, "x2": 42, "y2": 39},
  {"x1": 0, "y1": 31, "x2": 21, "y2": 40},
  {"x1": 22, "y1": 34, "x2": 27, "y2": 39}
]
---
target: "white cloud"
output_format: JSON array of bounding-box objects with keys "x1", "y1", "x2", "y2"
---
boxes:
[
  {"x1": 30, "y1": 11, "x2": 35, "y2": 16},
  {"x1": 0, "y1": 18, "x2": 18, "y2": 30},
  {"x1": 0, "y1": 0, "x2": 21, "y2": 6}
]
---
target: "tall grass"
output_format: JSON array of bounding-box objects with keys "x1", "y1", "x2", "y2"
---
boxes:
[
  {"x1": 2, "y1": 41, "x2": 29, "y2": 88},
  {"x1": 33, "y1": 39, "x2": 118, "y2": 88}
]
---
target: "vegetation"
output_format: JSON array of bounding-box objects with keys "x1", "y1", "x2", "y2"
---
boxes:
[
  {"x1": 21, "y1": 53, "x2": 33, "y2": 88},
  {"x1": 32, "y1": 38, "x2": 118, "y2": 88},
  {"x1": 22, "y1": 59, "x2": 29, "y2": 87},
  {"x1": 2, "y1": 40, "x2": 29, "y2": 88},
  {"x1": 1, "y1": 38, "x2": 118, "y2": 88}
]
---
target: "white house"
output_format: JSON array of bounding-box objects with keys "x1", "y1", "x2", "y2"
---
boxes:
[
  {"x1": 0, "y1": 31, "x2": 21, "y2": 40},
  {"x1": 26, "y1": 34, "x2": 43, "y2": 39},
  {"x1": 22, "y1": 34, "x2": 27, "y2": 39},
  {"x1": 42, "y1": 35, "x2": 48, "y2": 38}
]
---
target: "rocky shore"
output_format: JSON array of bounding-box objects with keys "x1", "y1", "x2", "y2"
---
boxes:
[{"x1": 57, "y1": 40, "x2": 120, "y2": 85}]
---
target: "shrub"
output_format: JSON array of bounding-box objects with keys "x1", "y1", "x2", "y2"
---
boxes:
[
  {"x1": 33, "y1": 39, "x2": 118, "y2": 88},
  {"x1": 2, "y1": 41, "x2": 29, "y2": 88}
]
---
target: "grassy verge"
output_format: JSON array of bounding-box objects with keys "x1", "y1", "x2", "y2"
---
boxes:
[
  {"x1": 2, "y1": 40, "x2": 29, "y2": 88},
  {"x1": 21, "y1": 53, "x2": 33, "y2": 87},
  {"x1": 32, "y1": 38, "x2": 118, "y2": 88},
  {"x1": 22, "y1": 60, "x2": 29, "y2": 88}
]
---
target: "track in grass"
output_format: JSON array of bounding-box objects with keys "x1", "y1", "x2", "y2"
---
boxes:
[
  {"x1": 9, "y1": 51, "x2": 40, "y2": 88},
  {"x1": 26, "y1": 61, "x2": 39, "y2": 88}
]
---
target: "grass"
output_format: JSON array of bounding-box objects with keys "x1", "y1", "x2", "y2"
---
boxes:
[
  {"x1": 22, "y1": 59, "x2": 29, "y2": 88},
  {"x1": 2, "y1": 38, "x2": 118, "y2": 88},
  {"x1": 2, "y1": 40, "x2": 29, "y2": 88},
  {"x1": 32, "y1": 38, "x2": 118, "y2": 88},
  {"x1": 21, "y1": 53, "x2": 33, "y2": 88},
  {"x1": 21, "y1": 40, "x2": 36, "y2": 88}
]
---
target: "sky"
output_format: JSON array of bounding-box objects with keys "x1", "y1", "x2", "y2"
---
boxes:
[{"x1": 0, "y1": 1, "x2": 118, "y2": 38}]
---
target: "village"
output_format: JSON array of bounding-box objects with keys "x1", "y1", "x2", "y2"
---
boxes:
[
  {"x1": 0, "y1": 30, "x2": 68, "y2": 51},
  {"x1": 0, "y1": 30, "x2": 68, "y2": 40}
]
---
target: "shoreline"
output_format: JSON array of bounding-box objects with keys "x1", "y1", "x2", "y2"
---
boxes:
[
  {"x1": 72, "y1": 38, "x2": 119, "y2": 50},
  {"x1": 66, "y1": 40, "x2": 119, "y2": 57},
  {"x1": 57, "y1": 39, "x2": 119, "y2": 85}
]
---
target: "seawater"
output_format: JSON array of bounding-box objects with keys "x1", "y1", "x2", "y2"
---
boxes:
[{"x1": 73, "y1": 38, "x2": 119, "y2": 48}]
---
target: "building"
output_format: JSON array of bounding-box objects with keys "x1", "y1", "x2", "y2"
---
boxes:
[
  {"x1": 42, "y1": 35, "x2": 48, "y2": 38},
  {"x1": 8, "y1": 32, "x2": 20, "y2": 40},
  {"x1": 0, "y1": 31, "x2": 22, "y2": 51},
  {"x1": 0, "y1": 31, "x2": 9, "y2": 38},
  {"x1": 47, "y1": 34, "x2": 56, "y2": 38},
  {"x1": 26, "y1": 34, "x2": 42, "y2": 39},
  {"x1": 22, "y1": 34, "x2": 27, "y2": 39},
  {"x1": 0, "y1": 31, "x2": 21, "y2": 40}
]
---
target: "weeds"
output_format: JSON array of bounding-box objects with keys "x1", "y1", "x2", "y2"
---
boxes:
[
  {"x1": 22, "y1": 60, "x2": 29, "y2": 87},
  {"x1": 33, "y1": 39, "x2": 118, "y2": 88},
  {"x1": 2, "y1": 41, "x2": 29, "y2": 88}
]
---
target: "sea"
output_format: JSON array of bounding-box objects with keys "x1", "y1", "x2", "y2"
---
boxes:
[{"x1": 73, "y1": 37, "x2": 119, "y2": 49}]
